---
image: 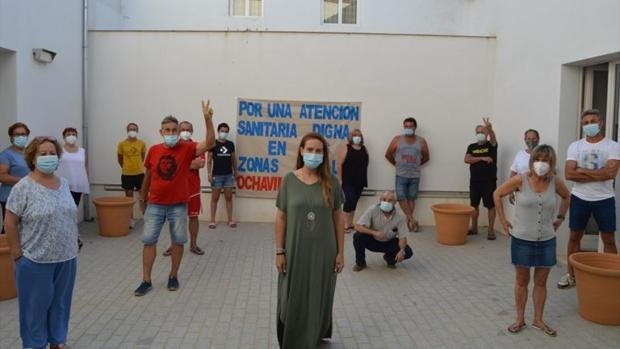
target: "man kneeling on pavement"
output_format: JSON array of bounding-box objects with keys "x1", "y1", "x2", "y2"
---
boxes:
[{"x1": 353, "y1": 191, "x2": 413, "y2": 271}]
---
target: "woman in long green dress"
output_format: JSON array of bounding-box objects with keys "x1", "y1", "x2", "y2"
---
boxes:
[{"x1": 275, "y1": 132, "x2": 345, "y2": 348}]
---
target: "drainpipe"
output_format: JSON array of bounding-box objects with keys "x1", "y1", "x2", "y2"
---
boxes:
[{"x1": 81, "y1": 0, "x2": 93, "y2": 221}]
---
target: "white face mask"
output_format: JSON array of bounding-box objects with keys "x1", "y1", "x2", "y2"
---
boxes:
[
  {"x1": 64, "y1": 135, "x2": 77, "y2": 145},
  {"x1": 352, "y1": 136, "x2": 362, "y2": 145},
  {"x1": 127, "y1": 131, "x2": 138, "y2": 139},
  {"x1": 179, "y1": 131, "x2": 192, "y2": 141},
  {"x1": 533, "y1": 161, "x2": 550, "y2": 176},
  {"x1": 219, "y1": 132, "x2": 228, "y2": 140},
  {"x1": 476, "y1": 133, "x2": 486, "y2": 143}
]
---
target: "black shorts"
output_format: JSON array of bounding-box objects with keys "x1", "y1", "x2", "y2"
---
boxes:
[
  {"x1": 121, "y1": 174, "x2": 144, "y2": 191},
  {"x1": 342, "y1": 183, "x2": 364, "y2": 213},
  {"x1": 470, "y1": 181, "x2": 496, "y2": 208}
]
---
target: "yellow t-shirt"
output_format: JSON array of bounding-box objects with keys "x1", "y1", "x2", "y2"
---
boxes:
[{"x1": 117, "y1": 139, "x2": 146, "y2": 175}]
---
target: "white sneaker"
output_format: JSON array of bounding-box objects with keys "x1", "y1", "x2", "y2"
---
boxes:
[
  {"x1": 129, "y1": 219, "x2": 136, "y2": 229},
  {"x1": 557, "y1": 273, "x2": 576, "y2": 289}
]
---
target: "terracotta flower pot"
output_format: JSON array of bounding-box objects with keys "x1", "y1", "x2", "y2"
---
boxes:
[
  {"x1": 92, "y1": 196, "x2": 135, "y2": 237},
  {"x1": 431, "y1": 203, "x2": 474, "y2": 246},
  {"x1": 569, "y1": 252, "x2": 620, "y2": 325},
  {"x1": 0, "y1": 234, "x2": 17, "y2": 301}
]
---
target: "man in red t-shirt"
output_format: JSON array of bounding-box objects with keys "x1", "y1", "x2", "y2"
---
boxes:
[
  {"x1": 134, "y1": 100, "x2": 215, "y2": 297},
  {"x1": 163, "y1": 120, "x2": 206, "y2": 257}
]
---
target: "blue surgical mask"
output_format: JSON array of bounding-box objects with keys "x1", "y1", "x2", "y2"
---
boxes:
[
  {"x1": 379, "y1": 201, "x2": 394, "y2": 213},
  {"x1": 582, "y1": 123, "x2": 600, "y2": 137},
  {"x1": 13, "y1": 136, "x2": 28, "y2": 148},
  {"x1": 403, "y1": 128, "x2": 414, "y2": 136},
  {"x1": 302, "y1": 153, "x2": 323, "y2": 169},
  {"x1": 36, "y1": 155, "x2": 59, "y2": 174},
  {"x1": 163, "y1": 135, "x2": 179, "y2": 147},
  {"x1": 219, "y1": 132, "x2": 228, "y2": 140},
  {"x1": 352, "y1": 136, "x2": 362, "y2": 145}
]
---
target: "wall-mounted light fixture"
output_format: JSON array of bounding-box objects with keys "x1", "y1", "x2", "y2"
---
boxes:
[{"x1": 32, "y1": 48, "x2": 56, "y2": 63}]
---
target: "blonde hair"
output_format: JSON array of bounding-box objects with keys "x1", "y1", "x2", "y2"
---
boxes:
[{"x1": 529, "y1": 144, "x2": 557, "y2": 179}]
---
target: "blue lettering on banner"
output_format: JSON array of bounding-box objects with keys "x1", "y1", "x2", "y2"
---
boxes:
[
  {"x1": 312, "y1": 123, "x2": 350, "y2": 140},
  {"x1": 238, "y1": 156, "x2": 280, "y2": 173},
  {"x1": 237, "y1": 120, "x2": 298, "y2": 138},
  {"x1": 239, "y1": 101, "x2": 263, "y2": 117},
  {"x1": 267, "y1": 141, "x2": 286, "y2": 156},
  {"x1": 267, "y1": 103, "x2": 292, "y2": 118},
  {"x1": 299, "y1": 104, "x2": 360, "y2": 121}
]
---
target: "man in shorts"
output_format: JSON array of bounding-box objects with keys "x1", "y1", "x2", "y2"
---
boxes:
[
  {"x1": 385, "y1": 117, "x2": 430, "y2": 232},
  {"x1": 163, "y1": 121, "x2": 206, "y2": 256},
  {"x1": 117, "y1": 122, "x2": 146, "y2": 228},
  {"x1": 134, "y1": 100, "x2": 215, "y2": 296},
  {"x1": 207, "y1": 122, "x2": 238, "y2": 228},
  {"x1": 558, "y1": 109, "x2": 620, "y2": 288},
  {"x1": 464, "y1": 117, "x2": 498, "y2": 240}
]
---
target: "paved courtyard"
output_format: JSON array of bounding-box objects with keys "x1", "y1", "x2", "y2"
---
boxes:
[{"x1": 1, "y1": 221, "x2": 618, "y2": 349}]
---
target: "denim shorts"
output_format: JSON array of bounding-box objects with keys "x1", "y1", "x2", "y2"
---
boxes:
[
  {"x1": 211, "y1": 174, "x2": 235, "y2": 189},
  {"x1": 141, "y1": 203, "x2": 188, "y2": 245},
  {"x1": 395, "y1": 176, "x2": 420, "y2": 201},
  {"x1": 511, "y1": 235, "x2": 556, "y2": 268},
  {"x1": 569, "y1": 194, "x2": 616, "y2": 233}
]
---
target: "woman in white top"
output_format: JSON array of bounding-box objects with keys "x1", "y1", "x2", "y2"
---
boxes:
[
  {"x1": 56, "y1": 127, "x2": 89, "y2": 206},
  {"x1": 509, "y1": 129, "x2": 540, "y2": 204}
]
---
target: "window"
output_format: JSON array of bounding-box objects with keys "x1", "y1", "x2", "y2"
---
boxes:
[
  {"x1": 323, "y1": 0, "x2": 357, "y2": 24},
  {"x1": 231, "y1": 0, "x2": 263, "y2": 17}
]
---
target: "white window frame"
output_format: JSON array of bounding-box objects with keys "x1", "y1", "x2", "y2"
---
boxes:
[
  {"x1": 230, "y1": 0, "x2": 264, "y2": 17},
  {"x1": 321, "y1": 0, "x2": 359, "y2": 25}
]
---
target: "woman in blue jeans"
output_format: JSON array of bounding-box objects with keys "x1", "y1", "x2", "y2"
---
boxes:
[
  {"x1": 494, "y1": 145, "x2": 570, "y2": 337},
  {"x1": 4, "y1": 136, "x2": 78, "y2": 349}
]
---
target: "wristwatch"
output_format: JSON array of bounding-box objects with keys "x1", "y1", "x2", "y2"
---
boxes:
[{"x1": 556, "y1": 214, "x2": 565, "y2": 220}]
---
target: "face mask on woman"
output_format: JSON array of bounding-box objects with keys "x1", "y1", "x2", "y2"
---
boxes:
[
  {"x1": 13, "y1": 136, "x2": 28, "y2": 148},
  {"x1": 65, "y1": 135, "x2": 77, "y2": 145},
  {"x1": 533, "y1": 161, "x2": 550, "y2": 176},
  {"x1": 179, "y1": 131, "x2": 192, "y2": 141},
  {"x1": 352, "y1": 136, "x2": 362, "y2": 145},
  {"x1": 302, "y1": 153, "x2": 323, "y2": 169},
  {"x1": 163, "y1": 135, "x2": 179, "y2": 147},
  {"x1": 36, "y1": 155, "x2": 59, "y2": 174},
  {"x1": 379, "y1": 201, "x2": 394, "y2": 213},
  {"x1": 525, "y1": 140, "x2": 538, "y2": 149},
  {"x1": 582, "y1": 123, "x2": 600, "y2": 137}
]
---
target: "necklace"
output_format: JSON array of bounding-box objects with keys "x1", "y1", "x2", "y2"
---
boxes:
[{"x1": 297, "y1": 170, "x2": 318, "y2": 230}]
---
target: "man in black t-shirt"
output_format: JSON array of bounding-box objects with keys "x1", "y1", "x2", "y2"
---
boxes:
[
  {"x1": 207, "y1": 122, "x2": 238, "y2": 228},
  {"x1": 464, "y1": 117, "x2": 498, "y2": 240}
]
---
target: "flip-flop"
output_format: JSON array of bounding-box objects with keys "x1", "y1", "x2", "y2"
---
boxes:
[
  {"x1": 208, "y1": 222, "x2": 216, "y2": 229},
  {"x1": 228, "y1": 221, "x2": 237, "y2": 228},
  {"x1": 467, "y1": 229, "x2": 478, "y2": 235},
  {"x1": 487, "y1": 233, "x2": 497, "y2": 240},
  {"x1": 531, "y1": 323, "x2": 557, "y2": 337},
  {"x1": 507, "y1": 323, "x2": 526, "y2": 334},
  {"x1": 412, "y1": 220, "x2": 420, "y2": 232},
  {"x1": 162, "y1": 248, "x2": 172, "y2": 257},
  {"x1": 190, "y1": 246, "x2": 205, "y2": 255}
]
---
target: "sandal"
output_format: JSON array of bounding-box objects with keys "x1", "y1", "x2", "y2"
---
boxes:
[
  {"x1": 507, "y1": 323, "x2": 526, "y2": 334},
  {"x1": 208, "y1": 222, "x2": 216, "y2": 229},
  {"x1": 467, "y1": 229, "x2": 478, "y2": 235},
  {"x1": 487, "y1": 233, "x2": 497, "y2": 240},
  {"x1": 190, "y1": 246, "x2": 205, "y2": 255},
  {"x1": 412, "y1": 219, "x2": 419, "y2": 232},
  {"x1": 162, "y1": 248, "x2": 172, "y2": 257},
  {"x1": 228, "y1": 221, "x2": 237, "y2": 228},
  {"x1": 531, "y1": 323, "x2": 557, "y2": 337},
  {"x1": 344, "y1": 226, "x2": 355, "y2": 234}
]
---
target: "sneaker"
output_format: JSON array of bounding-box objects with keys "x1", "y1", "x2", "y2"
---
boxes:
[
  {"x1": 129, "y1": 219, "x2": 136, "y2": 229},
  {"x1": 352, "y1": 264, "x2": 366, "y2": 272},
  {"x1": 134, "y1": 281, "x2": 152, "y2": 296},
  {"x1": 167, "y1": 276, "x2": 180, "y2": 291},
  {"x1": 557, "y1": 273, "x2": 576, "y2": 289},
  {"x1": 383, "y1": 255, "x2": 397, "y2": 268}
]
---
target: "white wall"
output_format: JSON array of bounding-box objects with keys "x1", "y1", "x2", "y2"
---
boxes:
[
  {"x1": 0, "y1": 0, "x2": 83, "y2": 140},
  {"x1": 89, "y1": 0, "x2": 496, "y2": 36}
]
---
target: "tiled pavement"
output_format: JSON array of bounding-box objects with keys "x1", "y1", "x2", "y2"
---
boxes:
[{"x1": 1, "y1": 222, "x2": 619, "y2": 349}]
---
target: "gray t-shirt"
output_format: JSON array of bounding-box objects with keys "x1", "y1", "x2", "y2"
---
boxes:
[
  {"x1": 6, "y1": 176, "x2": 78, "y2": 263},
  {"x1": 357, "y1": 204, "x2": 409, "y2": 242}
]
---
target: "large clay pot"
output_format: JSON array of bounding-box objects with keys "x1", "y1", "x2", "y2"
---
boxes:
[
  {"x1": 569, "y1": 252, "x2": 620, "y2": 325},
  {"x1": 93, "y1": 197, "x2": 135, "y2": 237},
  {"x1": 0, "y1": 234, "x2": 17, "y2": 301},
  {"x1": 431, "y1": 203, "x2": 474, "y2": 246}
]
